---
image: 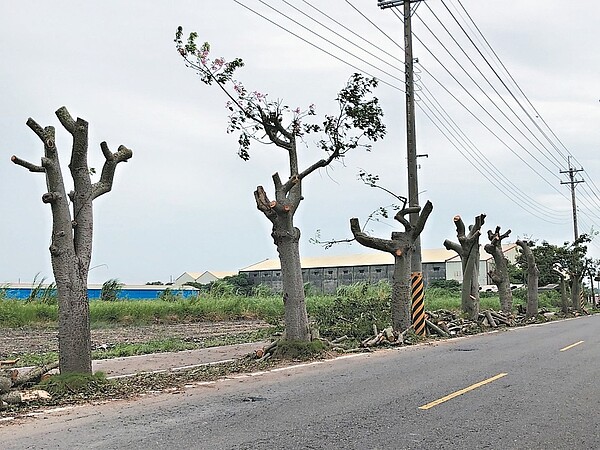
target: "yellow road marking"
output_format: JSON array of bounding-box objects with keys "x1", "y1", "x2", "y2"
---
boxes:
[
  {"x1": 419, "y1": 373, "x2": 508, "y2": 410},
  {"x1": 560, "y1": 340, "x2": 584, "y2": 352}
]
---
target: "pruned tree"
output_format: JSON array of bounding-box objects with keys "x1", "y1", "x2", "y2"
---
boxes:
[
  {"x1": 443, "y1": 214, "x2": 486, "y2": 320},
  {"x1": 11, "y1": 107, "x2": 132, "y2": 373},
  {"x1": 350, "y1": 201, "x2": 433, "y2": 332},
  {"x1": 516, "y1": 240, "x2": 539, "y2": 318},
  {"x1": 484, "y1": 226, "x2": 513, "y2": 313},
  {"x1": 176, "y1": 28, "x2": 385, "y2": 341}
]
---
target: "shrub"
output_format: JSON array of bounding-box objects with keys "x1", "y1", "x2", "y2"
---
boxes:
[
  {"x1": 312, "y1": 289, "x2": 390, "y2": 340},
  {"x1": 100, "y1": 279, "x2": 123, "y2": 302},
  {"x1": 429, "y1": 279, "x2": 461, "y2": 292}
]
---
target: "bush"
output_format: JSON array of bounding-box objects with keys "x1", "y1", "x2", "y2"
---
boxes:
[
  {"x1": 38, "y1": 372, "x2": 111, "y2": 397},
  {"x1": 428, "y1": 279, "x2": 461, "y2": 292},
  {"x1": 312, "y1": 286, "x2": 390, "y2": 340},
  {"x1": 100, "y1": 279, "x2": 123, "y2": 302}
]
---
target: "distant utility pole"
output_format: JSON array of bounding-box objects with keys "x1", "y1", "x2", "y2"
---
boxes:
[
  {"x1": 378, "y1": 0, "x2": 425, "y2": 335},
  {"x1": 377, "y1": 0, "x2": 424, "y2": 273},
  {"x1": 560, "y1": 156, "x2": 584, "y2": 240}
]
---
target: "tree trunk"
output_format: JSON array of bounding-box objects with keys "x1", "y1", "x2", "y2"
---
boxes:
[
  {"x1": 54, "y1": 256, "x2": 92, "y2": 373},
  {"x1": 490, "y1": 259, "x2": 512, "y2": 314},
  {"x1": 516, "y1": 240, "x2": 539, "y2": 319},
  {"x1": 443, "y1": 214, "x2": 485, "y2": 321},
  {"x1": 255, "y1": 177, "x2": 310, "y2": 342},
  {"x1": 275, "y1": 229, "x2": 310, "y2": 341},
  {"x1": 484, "y1": 226, "x2": 513, "y2": 314},
  {"x1": 461, "y1": 245, "x2": 480, "y2": 320},
  {"x1": 559, "y1": 277, "x2": 569, "y2": 314}
]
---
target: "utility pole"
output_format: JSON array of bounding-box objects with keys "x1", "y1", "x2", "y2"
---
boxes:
[
  {"x1": 378, "y1": 0, "x2": 423, "y2": 273},
  {"x1": 560, "y1": 156, "x2": 584, "y2": 241},
  {"x1": 378, "y1": 0, "x2": 425, "y2": 334}
]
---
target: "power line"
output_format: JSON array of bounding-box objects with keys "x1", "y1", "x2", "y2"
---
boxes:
[
  {"x1": 420, "y1": 1, "x2": 568, "y2": 172},
  {"x1": 452, "y1": 0, "x2": 572, "y2": 166},
  {"x1": 233, "y1": 0, "x2": 593, "y2": 229},
  {"x1": 232, "y1": 0, "x2": 404, "y2": 92}
]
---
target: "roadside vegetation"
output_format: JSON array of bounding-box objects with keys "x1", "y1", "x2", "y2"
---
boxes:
[
  {"x1": 0, "y1": 279, "x2": 581, "y2": 330},
  {"x1": 1, "y1": 279, "x2": 596, "y2": 417}
]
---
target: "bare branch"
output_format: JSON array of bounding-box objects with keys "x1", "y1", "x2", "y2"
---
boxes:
[
  {"x1": 500, "y1": 229, "x2": 512, "y2": 241},
  {"x1": 443, "y1": 239, "x2": 462, "y2": 255},
  {"x1": 350, "y1": 217, "x2": 398, "y2": 254},
  {"x1": 393, "y1": 206, "x2": 421, "y2": 231},
  {"x1": 100, "y1": 141, "x2": 112, "y2": 160},
  {"x1": 42, "y1": 192, "x2": 62, "y2": 204},
  {"x1": 55, "y1": 106, "x2": 78, "y2": 135},
  {"x1": 25, "y1": 118, "x2": 46, "y2": 142},
  {"x1": 11, "y1": 155, "x2": 45, "y2": 173},
  {"x1": 453, "y1": 215, "x2": 466, "y2": 238},
  {"x1": 92, "y1": 144, "x2": 133, "y2": 199},
  {"x1": 411, "y1": 201, "x2": 434, "y2": 238},
  {"x1": 254, "y1": 185, "x2": 277, "y2": 223}
]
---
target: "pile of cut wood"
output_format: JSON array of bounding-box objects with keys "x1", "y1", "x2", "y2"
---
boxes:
[
  {"x1": 425, "y1": 309, "x2": 516, "y2": 337},
  {"x1": 358, "y1": 309, "x2": 553, "y2": 348},
  {"x1": 0, "y1": 360, "x2": 56, "y2": 410}
]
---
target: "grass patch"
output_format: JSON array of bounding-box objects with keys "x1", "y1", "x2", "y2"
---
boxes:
[
  {"x1": 0, "y1": 299, "x2": 57, "y2": 327},
  {"x1": 92, "y1": 338, "x2": 198, "y2": 359},
  {"x1": 37, "y1": 372, "x2": 111, "y2": 398}
]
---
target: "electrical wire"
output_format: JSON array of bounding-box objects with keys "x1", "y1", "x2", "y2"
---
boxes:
[
  {"x1": 232, "y1": 0, "x2": 404, "y2": 93},
  {"x1": 420, "y1": 1, "x2": 567, "y2": 172},
  {"x1": 233, "y1": 0, "x2": 593, "y2": 230}
]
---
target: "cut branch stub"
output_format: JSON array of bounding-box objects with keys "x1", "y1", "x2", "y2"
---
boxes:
[
  {"x1": 11, "y1": 155, "x2": 45, "y2": 173},
  {"x1": 42, "y1": 192, "x2": 61, "y2": 204}
]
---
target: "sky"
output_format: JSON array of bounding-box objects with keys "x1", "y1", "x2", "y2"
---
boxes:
[{"x1": 1, "y1": 0, "x2": 599, "y2": 285}]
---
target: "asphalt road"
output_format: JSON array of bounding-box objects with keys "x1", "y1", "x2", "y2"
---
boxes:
[{"x1": 2, "y1": 315, "x2": 599, "y2": 449}]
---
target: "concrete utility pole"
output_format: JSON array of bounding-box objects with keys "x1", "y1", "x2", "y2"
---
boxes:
[
  {"x1": 378, "y1": 0, "x2": 425, "y2": 335},
  {"x1": 560, "y1": 156, "x2": 584, "y2": 241},
  {"x1": 377, "y1": 0, "x2": 424, "y2": 273}
]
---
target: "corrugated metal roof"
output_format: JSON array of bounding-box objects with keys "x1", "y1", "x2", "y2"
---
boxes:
[
  {"x1": 176, "y1": 272, "x2": 204, "y2": 280},
  {"x1": 240, "y1": 248, "x2": 457, "y2": 272},
  {"x1": 204, "y1": 271, "x2": 238, "y2": 279}
]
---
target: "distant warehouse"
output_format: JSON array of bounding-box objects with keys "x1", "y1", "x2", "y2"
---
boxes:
[
  {"x1": 239, "y1": 245, "x2": 517, "y2": 294},
  {"x1": 240, "y1": 249, "x2": 454, "y2": 294}
]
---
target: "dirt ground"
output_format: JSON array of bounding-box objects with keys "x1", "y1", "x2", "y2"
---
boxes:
[{"x1": 0, "y1": 320, "x2": 270, "y2": 357}]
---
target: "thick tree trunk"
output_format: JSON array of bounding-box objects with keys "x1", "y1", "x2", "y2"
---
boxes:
[
  {"x1": 489, "y1": 258, "x2": 512, "y2": 314},
  {"x1": 55, "y1": 270, "x2": 91, "y2": 374},
  {"x1": 484, "y1": 226, "x2": 513, "y2": 314},
  {"x1": 443, "y1": 214, "x2": 485, "y2": 321},
  {"x1": 255, "y1": 175, "x2": 310, "y2": 342},
  {"x1": 275, "y1": 229, "x2": 310, "y2": 341},
  {"x1": 559, "y1": 277, "x2": 569, "y2": 313},
  {"x1": 516, "y1": 240, "x2": 539, "y2": 318},
  {"x1": 461, "y1": 245, "x2": 480, "y2": 320},
  {"x1": 391, "y1": 253, "x2": 412, "y2": 332}
]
